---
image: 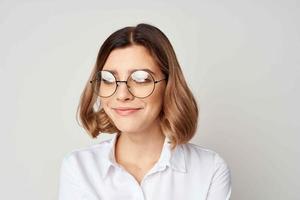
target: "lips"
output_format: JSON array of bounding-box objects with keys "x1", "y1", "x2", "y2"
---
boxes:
[
  {"x1": 113, "y1": 107, "x2": 142, "y2": 116},
  {"x1": 114, "y1": 107, "x2": 141, "y2": 110}
]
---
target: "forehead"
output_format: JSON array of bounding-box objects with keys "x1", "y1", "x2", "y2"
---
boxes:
[{"x1": 102, "y1": 45, "x2": 160, "y2": 76}]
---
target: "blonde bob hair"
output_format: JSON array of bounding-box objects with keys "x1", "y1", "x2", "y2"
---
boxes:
[{"x1": 76, "y1": 23, "x2": 199, "y2": 150}]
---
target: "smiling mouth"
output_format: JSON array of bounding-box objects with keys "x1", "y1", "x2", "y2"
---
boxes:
[{"x1": 113, "y1": 108, "x2": 142, "y2": 116}]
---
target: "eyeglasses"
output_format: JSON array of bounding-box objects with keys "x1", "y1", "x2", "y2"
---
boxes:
[{"x1": 90, "y1": 70, "x2": 167, "y2": 98}]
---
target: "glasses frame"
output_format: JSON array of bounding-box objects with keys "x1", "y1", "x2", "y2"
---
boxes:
[{"x1": 90, "y1": 70, "x2": 167, "y2": 99}]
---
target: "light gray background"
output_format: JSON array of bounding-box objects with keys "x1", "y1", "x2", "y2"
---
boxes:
[{"x1": 1, "y1": 0, "x2": 299, "y2": 199}]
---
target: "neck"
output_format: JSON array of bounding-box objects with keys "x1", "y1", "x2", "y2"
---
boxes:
[{"x1": 115, "y1": 124, "x2": 165, "y2": 166}]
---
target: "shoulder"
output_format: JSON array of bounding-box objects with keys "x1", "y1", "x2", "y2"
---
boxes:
[
  {"x1": 182, "y1": 142, "x2": 228, "y2": 162},
  {"x1": 61, "y1": 138, "x2": 112, "y2": 166},
  {"x1": 180, "y1": 143, "x2": 232, "y2": 198},
  {"x1": 181, "y1": 142, "x2": 230, "y2": 172}
]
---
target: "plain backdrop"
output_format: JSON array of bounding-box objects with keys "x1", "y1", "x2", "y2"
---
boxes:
[{"x1": 1, "y1": 0, "x2": 299, "y2": 199}]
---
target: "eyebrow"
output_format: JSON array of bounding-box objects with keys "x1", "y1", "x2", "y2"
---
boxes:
[{"x1": 103, "y1": 68, "x2": 156, "y2": 76}]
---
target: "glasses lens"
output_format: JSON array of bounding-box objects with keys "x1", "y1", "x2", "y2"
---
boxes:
[
  {"x1": 94, "y1": 71, "x2": 116, "y2": 97},
  {"x1": 128, "y1": 71, "x2": 154, "y2": 98}
]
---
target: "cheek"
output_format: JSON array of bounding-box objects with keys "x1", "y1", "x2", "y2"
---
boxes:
[
  {"x1": 100, "y1": 98, "x2": 110, "y2": 113},
  {"x1": 146, "y1": 86, "x2": 165, "y2": 111},
  {"x1": 99, "y1": 98, "x2": 105, "y2": 108}
]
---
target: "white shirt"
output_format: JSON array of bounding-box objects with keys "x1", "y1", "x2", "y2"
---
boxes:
[{"x1": 58, "y1": 133, "x2": 232, "y2": 200}]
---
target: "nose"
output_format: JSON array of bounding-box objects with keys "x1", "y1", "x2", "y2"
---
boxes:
[{"x1": 115, "y1": 81, "x2": 134, "y2": 101}]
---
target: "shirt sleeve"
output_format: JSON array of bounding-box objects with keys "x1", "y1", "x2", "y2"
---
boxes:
[
  {"x1": 206, "y1": 153, "x2": 232, "y2": 200},
  {"x1": 58, "y1": 154, "x2": 86, "y2": 200}
]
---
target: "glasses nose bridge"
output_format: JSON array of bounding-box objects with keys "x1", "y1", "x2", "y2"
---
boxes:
[
  {"x1": 116, "y1": 80, "x2": 128, "y2": 87},
  {"x1": 114, "y1": 80, "x2": 133, "y2": 99},
  {"x1": 115, "y1": 80, "x2": 132, "y2": 93}
]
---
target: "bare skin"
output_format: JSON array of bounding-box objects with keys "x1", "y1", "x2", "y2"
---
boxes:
[{"x1": 114, "y1": 122, "x2": 165, "y2": 184}]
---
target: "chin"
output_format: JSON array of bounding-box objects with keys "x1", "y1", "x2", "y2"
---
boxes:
[
  {"x1": 116, "y1": 127, "x2": 140, "y2": 134},
  {"x1": 115, "y1": 121, "x2": 145, "y2": 132}
]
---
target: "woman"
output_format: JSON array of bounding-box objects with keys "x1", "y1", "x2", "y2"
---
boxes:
[{"x1": 58, "y1": 23, "x2": 232, "y2": 200}]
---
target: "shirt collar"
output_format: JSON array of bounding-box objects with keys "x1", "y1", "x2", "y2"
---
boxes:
[{"x1": 99, "y1": 133, "x2": 187, "y2": 180}]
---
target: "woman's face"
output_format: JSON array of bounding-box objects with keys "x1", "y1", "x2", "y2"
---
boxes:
[{"x1": 100, "y1": 45, "x2": 166, "y2": 134}]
